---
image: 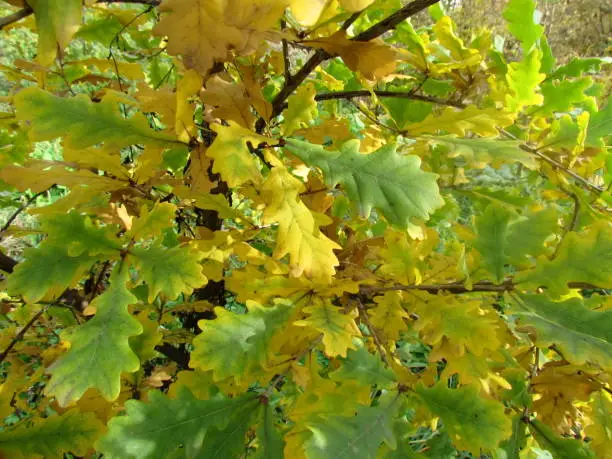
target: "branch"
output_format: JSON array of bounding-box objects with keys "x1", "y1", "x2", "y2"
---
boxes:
[
  {"x1": 255, "y1": 0, "x2": 440, "y2": 132},
  {"x1": 356, "y1": 299, "x2": 390, "y2": 366},
  {"x1": 0, "y1": 5, "x2": 31, "y2": 30},
  {"x1": 314, "y1": 90, "x2": 465, "y2": 108},
  {"x1": 500, "y1": 128, "x2": 605, "y2": 195},
  {"x1": 0, "y1": 0, "x2": 161, "y2": 31},
  {"x1": 0, "y1": 305, "x2": 49, "y2": 364},
  {"x1": 361, "y1": 280, "x2": 599, "y2": 295},
  {"x1": 155, "y1": 343, "x2": 190, "y2": 369},
  {"x1": 353, "y1": 0, "x2": 440, "y2": 41},
  {"x1": 0, "y1": 188, "x2": 50, "y2": 236},
  {"x1": 0, "y1": 251, "x2": 17, "y2": 274}
]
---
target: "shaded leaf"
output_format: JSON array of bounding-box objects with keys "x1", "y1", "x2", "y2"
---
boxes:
[
  {"x1": 416, "y1": 382, "x2": 511, "y2": 454},
  {"x1": 512, "y1": 294, "x2": 612, "y2": 370},
  {"x1": 285, "y1": 139, "x2": 443, "y2": 229},
  {"x1": 0, "y1": 409, "x2": 104, "y2": 459},
  {"x1": 14, "y1": 87, "x2": 178, "y2": 149},
  {"x1": 45, "y1": 268, "x2": 143, "y2": 406}
]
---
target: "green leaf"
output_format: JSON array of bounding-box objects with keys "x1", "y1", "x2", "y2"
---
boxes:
[
  {"x1": 503, "y1": 0, "x2": 544, "y2": 53},
  {"x1": 303, "y1": 393, "x2": 399, "y2": 459},
  {"x1": 14, "y1": 87, "x2": 178, "y2": 150},
  {"x1": 474, "y1": 205, "x2": 558, "y2": 282},
  {"x1": 6, "y1": 245, "x2": 97, "y2": 303},
  {"x1": 504, "y1": 208, "x2": 558, "y2": 265},
  {"x1": 383, "y1": 98, "x2": 432, "y2": 130},
  {"x1": 97, "y1": 388, "x2": 259, "y2": 459},
  {"x1": 586, "y1": 100, "x2": 612, "y2": 148},
  {"x1": 253, "y1": 404, "x2": 286, "y2": 459},
  {"x1": 474, "y1": 204, "x2": 514, "y2": 283},
  {"x1": 529, "y1": 420, "x2": 596, "y2": 459},
  {"x1": 0, "y1": 409, "x2": 104, "y2": 459},
  {"x1": 131, "y1": 243, "x2": 207, "y2": 303},
  {"x1": 512, "y1": 294, "x2": 612, "y2": 370},
  {"x1": 45, "y1": 267, "x2": 143, "y2": 406},
  {"x1": 415, "y1": 382, "x2": 511, "y2": 454},
  {"x1": 42, "y1": 212, "x2": 123, "y2": 257},
  {"x1": 538, "y1": 77, "x2": 594, "y2": 116},
  {"x1": 285, "y1": 139, "x2": 444, "y2": 229},
  {"x1": 190, "y1": 300, "x2": 294, "y2": 384},
  {"x1": 549, "y1": 57, "x2": 611, "y2": 80},
  {"x1": 378, "y1": 418, "x2": 424, "y2": 458},
  {"x1": 505, "y1": 49, "x2": 545, "y2": 112},
  {"x1": 203, "y1": 399, "x2": 261, "y2": 459},
  {"x1": 330, "y1": 343, "x2": 396, "y2": 388},
  {"x1": 516, "y1": 221, "x2": 612, "y2": 295},
  {"x1": 496, "y1": 415, "x2": 527, "y2": 459},
  {"x1": 425, "y1": 136, "x2": 536, "y2": 169}
]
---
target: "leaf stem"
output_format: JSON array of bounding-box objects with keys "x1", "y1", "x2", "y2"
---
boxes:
[{"x1": 0, "y1": 305, "x2": 49, "y2": 364}]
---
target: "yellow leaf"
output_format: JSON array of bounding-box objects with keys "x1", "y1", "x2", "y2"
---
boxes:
[
  {"x1": 136, "y1": 83, "x2": 176, "y2": 127},
  {"x1": 433, "y1": 16, "x2": 480, "y2": 64},
  {"x1": 585, "y1": 392, "x2": 612, "y2": 459},
  {"x1": 0, "y1": 161, "x2": 124, "y2": 194},
  {"x1": 340, "y1": 0, "x2": 375, "y2": 11},
  {"x1": 28, "y1": 0, "x2": 82, "y2": 66},
  {"x1": 206, "y1": 122, "x2": 266, "y2": 187},
  {"x1": 186, "y1": 146, "x2": 215, "y2": 194},
  {"x1": 153, "y1": 0, "x2": 288, "y2": 74},
  {"x1": 304, "y1": 31, "x2": 397, "y2": 80},
  {"x1": 294, "y1": 298, "x2": 360, "y2": 357},
  {"x1": 283, "y1": 83, "x2": 318, "y2": 136},
  {"x1": 371, "y1": 291, "x2": 409, "y2": 343},
  {"x1": 407, "y1": 105, "x2": 515, "y2": 137},
  {"x1": 411, "y1": 294, "x2": 504, "y2": 357},
  {"x1": 531, "y1": 362, "x2": 602, "y2": 434},
  {"x1": 201, "y1": 75, "x2": 256, "y2": 129},
  {"x1": 262, "y1": 165, "x2": 340, "y2": 282},
  {"x1": 289, "y1": 0, "x2": 327, "y2": 26},
  {"x1": 168, "y1": 370, "x2": 219, "y2": 400},
  {"x1": 175, "y1": 69, "x2": 202, "y2": 142}
]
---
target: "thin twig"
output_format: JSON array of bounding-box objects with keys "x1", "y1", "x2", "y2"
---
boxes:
[
  {"x1": 551, "y1": 190, "x2": 580, "y2": 259},
  {"x1": 280, "y1": 19, "x2": 291, "y2": 84},
  {"x1": 353, "y1": 0, "x2": 440, "y2": 41},
  {"x1": 0, "y1": 305, "x2": 49, "y2": 364},
  {"x1": 361, "y1": 280, "x2": 597, "y2": 295},
  {"x1": 0, "y1": 189, "x2": 50, "y2": 236},
  {"x1": 314, "y1": 90, "x2": 465, "y2": 108},
  {"x1": 356, "y1": 300, "x2": 390, "y2": 366},
  {"x1": 500, "y1": 128, "x2": 604, "y2": 195}
]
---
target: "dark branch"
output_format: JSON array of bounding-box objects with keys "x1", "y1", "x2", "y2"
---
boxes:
[
  {"x1": 155, "y1": 343, "x2": 190, "y2": 369},
  {"x1": 256, "y1": 0, "x2": 440, "y2": 133},
  {"x1": 0, "y1": 251, "x2": 17, "y2": 274},
  {"x1": 353, "y1": 0, "x2": 440, "y2": 41},
  {"x1": 314, "y1": 90, "x2": 465, "y2": 108},
  {"x1": 0, "y1": 6, "x2": 32, "y2": 30}
]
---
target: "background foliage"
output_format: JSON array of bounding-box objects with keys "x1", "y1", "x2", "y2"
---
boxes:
[{"x1": 0, "y1": 0, "x2": 610, "y2": 458}]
